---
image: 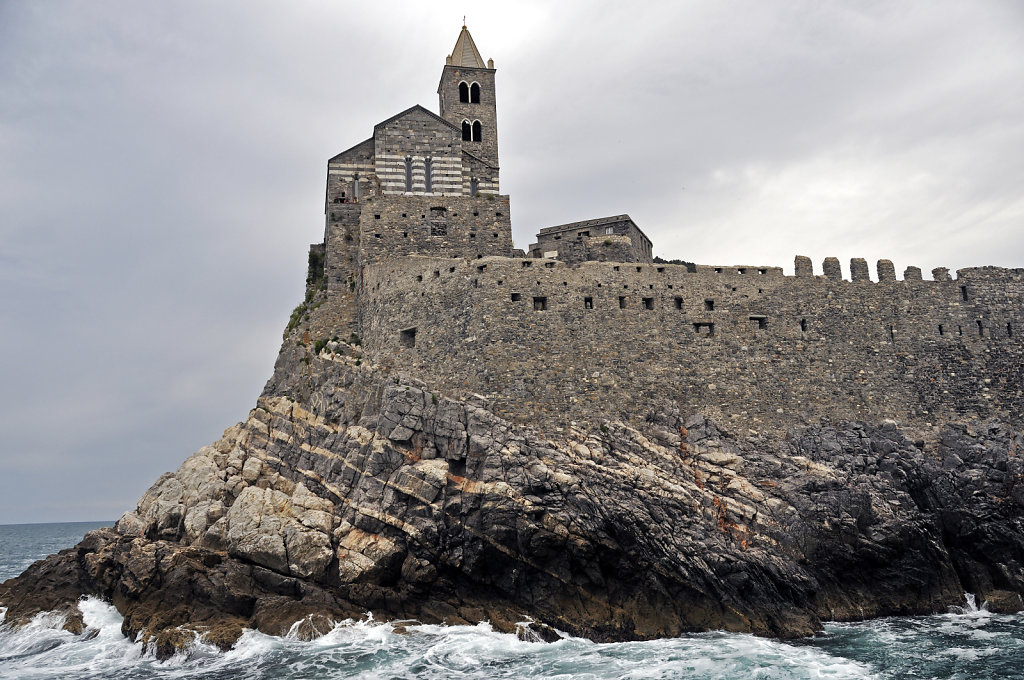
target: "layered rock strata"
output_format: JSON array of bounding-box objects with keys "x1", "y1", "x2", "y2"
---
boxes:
[{"x1": 2, "y1": 333, "x2": 1023, "y2": 656}]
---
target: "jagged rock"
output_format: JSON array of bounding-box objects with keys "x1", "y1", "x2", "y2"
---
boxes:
[{"x1": 3, "y1": 347, "x2": 1024, "y2": 658}]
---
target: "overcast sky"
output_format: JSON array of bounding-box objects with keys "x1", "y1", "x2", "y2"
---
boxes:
[{"x1": 1, "y1": 1, "x2": 1022, "y2": 524}]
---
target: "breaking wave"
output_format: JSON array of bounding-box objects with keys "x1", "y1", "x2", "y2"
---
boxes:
[{"x1": 0, "y1": 595, "x2": 1020, "y2": 679}]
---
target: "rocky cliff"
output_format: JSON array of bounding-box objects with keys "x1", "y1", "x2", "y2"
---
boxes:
[{"x1": 2, "y1": 291, "x2": 1023, "y2": 657}]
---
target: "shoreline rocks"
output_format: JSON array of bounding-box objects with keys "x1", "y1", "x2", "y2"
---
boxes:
[{"x1": 2, "y1": 353, "x2": 1023, "y2": 656}]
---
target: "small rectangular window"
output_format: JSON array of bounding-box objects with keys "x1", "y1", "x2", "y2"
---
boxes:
[
  {"x1": 449, "y1": 266, "x2": 456, "y2": 273},
  {"x1": 533, "y1": 296, "x2": 547, "y2": 311},
  {"x1": 522, "y1": 261, "x2": 532, "y2": 268},
  {"x1": 544, "y1": 262, "x2": 555, "y2": 268},
  {"x1": 674, "y1": 297, "x2": 683, "y2": 309},
  {"x1": 758, "y1": 268, "x2": 767, "y2": 275},
  {"x1": 477, "y1": 264, "x2": 486, "y2": 272},
  {"x1": 636, "y1": 266, "x2": 642, "y2": 272},
  {"x1": 374, "y1": 233, "x2": 382, "y2": 239},
  {"x1": 416, "y1": 275, "x2": 423, "y2": 282},
  {"x1": 613, "y1": 266, "x2": 620, "y2": 271},
  {"x1": 618, "y1": 296, "x2": 626, "y2": 309},
  {"x1": 469, "y1": 232, "x2": 476, "y2": 239},
  {"x1": 704, "y1": 299, "x2": 714, "y2": 311},
  {"x1": 738, "y1": 268, "x2": 746, "y2": 274},
  {"x1": 496, "y1": 212, "x2": 503, "y2": 217},
  {"x1": 434, "y1": 270, "x2": 440, "y2": 278},
  {"x1": 977, "y1": 320, "x2": 984, "y2": 336},
  {"x1": 605, "y1": 226, "x2": 614, "y2": 235},
  {"x1": 800, "y1": 318, "x2": 808, "y2": 332},
  {"x1": 374, "y1": 214, "x2": 381, "y2": 220},
  {"x1": 694, "y1": 322, "x2": 714, "y2": 335},
  {"x1": 961, "y1": 286, "x2": 969, "y2": 301},
  {"x1": 642, "y1": 297, "x2": 654, "y2": 310},
  {"x1": 402, "y1": 232, "x2": 408, "y2": 238},
  {"x1": 399, "y1": 327, "x2": 417, "y2": 348},
  {"x1": 657, "y1": 267, "x2": 665, "y2": 273},
  {"x1": 584, "y1": 296, "x2": 593, "y2": 309},
  {"x1": 511, "y1": 293, "x2": 522, "y2": 301},
  {"x1": 750, "y1": 315, "x2": 767, "y2": 330}
]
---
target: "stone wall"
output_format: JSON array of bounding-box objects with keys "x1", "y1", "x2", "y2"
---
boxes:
[
  {"x1": 354, "y1": 254, "x2": 1024, "y2": 432},
  {"x1": 529, "y1": 216, "x2": 653, "y2": 263},
  {"x1": 374, "y1": 108, "x2": 463, "y2": 196},
  {"x1": 353, "y1": 195, "x2": 514, "y2": 265}
]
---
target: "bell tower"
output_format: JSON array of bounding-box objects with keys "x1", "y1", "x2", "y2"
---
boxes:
[{"x1": 438, "y1": 25, "x2": 499, "y2": 170}]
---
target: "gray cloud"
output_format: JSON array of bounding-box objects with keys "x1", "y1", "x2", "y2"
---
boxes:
[{"x1": 1, "y1": 0, "x2": 1022, "y2": 522}]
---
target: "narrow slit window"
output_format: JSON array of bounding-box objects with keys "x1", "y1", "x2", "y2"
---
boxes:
[
  {"x1": 584, "y1": 296, "x2": 593, "y2": 309},
  {"x1": 618, "y1": 296, "x2": 626, "y2": 309},
  {"x1": 423, "y1": 157, "x2": 433, "y2": 194},
  {"x1": 404, "y1": 156, "x2": 413, "y2": 192},
  {"x1": 1007, "y1": 322, "x2": 1013, "y2": 337},
  {"x1": 977, "y1": 320, "x2": 984, "y2": 336},
  {"x1": 674, "y1": 297, "x2": 683, "y2": 309},
  {"x1": 800, "y1": 318, "x2": 808, "y2": 332},
  {"x1": 938, "y1": 324, "x2": 944, "y2": 336},
  {"x1": 961, "y1": 286, "x2": 969, "y2": 301}
]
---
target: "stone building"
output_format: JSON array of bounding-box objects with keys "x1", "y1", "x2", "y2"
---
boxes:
[
  {"x1": 528, "y1": 215, "x2": 654, "y2": 264},
  {"x1": 306, "y1": 26, "x2": 1024, "y2": 434}
]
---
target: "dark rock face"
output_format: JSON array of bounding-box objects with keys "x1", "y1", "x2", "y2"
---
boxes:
[{"x1": 2, "y1": 340, "x2": 1022, "y2": 656}]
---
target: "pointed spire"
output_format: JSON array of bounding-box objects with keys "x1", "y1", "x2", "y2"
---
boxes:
[{"x1": 446, "y1": 24, "x2": 488, "y2": 68}]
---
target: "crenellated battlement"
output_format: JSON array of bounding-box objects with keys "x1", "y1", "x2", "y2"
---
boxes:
[{"x1": 303, "y1": 26, "x2": 1024, "y2": 434}]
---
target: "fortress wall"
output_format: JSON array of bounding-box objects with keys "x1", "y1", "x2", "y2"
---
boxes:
[
  {"x1": 356, "y1": 256, "x2": 1024, "y2": 431},
  {"x1": 354, "y1": 195, "x2": 514, "y2": 264}
]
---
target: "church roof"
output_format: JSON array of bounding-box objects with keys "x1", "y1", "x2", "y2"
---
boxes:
[
  {"x1": 373, "y1": 104, "x2": 459, "y2": 132},
  {"x1": 446, "y1": 25, "x2": 488, "y2": 69}
]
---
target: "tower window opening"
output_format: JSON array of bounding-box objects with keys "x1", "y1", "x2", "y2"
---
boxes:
[
  {"x1": 462, "y1": 121, "x2": 472, "y2": 141},
  {"x1": 618, "y1": 296, "x2": 626, "y2": 309},
  {"x1": 977, "y1": 320, "x2": 984, "y2": 336},
  {"x1": 642, "y1": 297, "x2": 654, "y2": 310},
  {"x1": 801, "y1": 318, "x2": 808, "y2": 332},
  {"x1": 424, "y1": 157, "x2": 433, "y2": 194},
  {"x1": 472, "y1": 120, "x2": 482, "y2": 142},
  {"x1": 704, "y1": 299, "x2": 715, "y2": 311},
  {"x1": 1008, "y1": 322, "x2": 1013, "y2": 337},
  {"x1": 400, "y1": 327, "x2": 417, "y2": 348},
  {"x1": 584, "y1": 296, "x2": 593, "y2": 309},
  {"x1": 470, "y1": 82, "x2": 481, "y2": 103},
  {"x1": 938, "y1": 324, "x2": 944, "y2": 336},
  {"x1": 459, "y1": 81, "x2": 469, "y2": 103},
  {"x1": 533, "y1": 296, "x2": 547, "y2": 311},
  {"x1": 674, "y1": 297, "x2": 683, "y2": 309},
  {"x1": 470, "y1": 178, "x2": 479, "y2": 196},
  {"x1": 404, "y1": 156, "x2": 413, "y2": 192},
  {"x1": 750, "y1": 316, "x2": 767, "y2": 330},
  {"x1": 511, "y1": 293, "x2": 522, "y2": 301},
  {"x1": 694, "y1": 322, "x2": 715, "y2": 335},
  {"x1": 961, "y1": 285, "x2": 969, "y2": 301}
]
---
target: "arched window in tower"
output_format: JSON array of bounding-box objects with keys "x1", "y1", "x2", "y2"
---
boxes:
[
  {"x1": 470, "y1": 82, "x2": 480, "y2": 103},
  {"x1": 472, "y1": 120, "x2": 482, "y2": 142},
  {"x1": 423, "y1": 157, "x2": 433, "y2": 194},
  {"x1": 459, "y1": 82, "x2": 469, "y2": 103},
  {"x1": 462, "y1": 121, "x2": 472, "y2": 141},
  {"x1": 404, "y1": 156, "x2": 413, "y2": 193}
]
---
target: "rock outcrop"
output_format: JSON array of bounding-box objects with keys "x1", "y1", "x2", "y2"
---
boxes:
[{"x1": 2, "y1": 334, "x2": 1023, "y2": 656}]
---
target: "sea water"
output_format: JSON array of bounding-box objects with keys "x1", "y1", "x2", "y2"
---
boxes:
[{"x1": 1, "y1": 523, "x2": 1021, "y2": 679}]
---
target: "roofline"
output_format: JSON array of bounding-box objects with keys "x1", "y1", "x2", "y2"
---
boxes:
[
  {"x1": 461, "y1": 149, "x2": 499, "y2": 170},
  {"x1": 328, "y1": 136, "x2": 374, "y2": 163},
  {"x1": 373, "y1": 104, "x2": 459, "y2": 132},
  {"x1": 538, "y1": 215, "x2": 652, "y2": 246}
]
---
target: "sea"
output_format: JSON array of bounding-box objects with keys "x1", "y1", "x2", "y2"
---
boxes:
[{"x1": 0, "y1": 522, "x2": 1021, "y2": 679}]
